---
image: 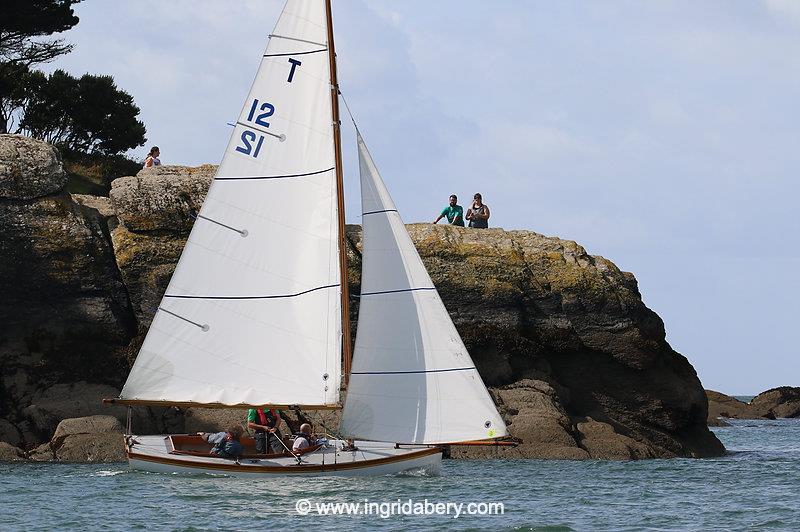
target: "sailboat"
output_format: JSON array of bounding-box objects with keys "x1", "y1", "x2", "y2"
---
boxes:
[{"x1": 105, "y1": 0, "x2": 507, "y2": 476}]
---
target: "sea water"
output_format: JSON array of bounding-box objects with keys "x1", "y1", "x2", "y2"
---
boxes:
[{"x1": 1, "y1": 419, "x2": 798, "y2": 531}]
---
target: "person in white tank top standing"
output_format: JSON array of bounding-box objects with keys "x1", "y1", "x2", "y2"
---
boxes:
[{"x1": 143, "y1": 146, "x2": 161, "y2": 168}]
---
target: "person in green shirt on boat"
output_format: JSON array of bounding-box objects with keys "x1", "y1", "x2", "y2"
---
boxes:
[
  {"x1": 433, "y1": 194, "x2": 465, "y2": 226},
  {"x1": 247, "y1": 408, "x2": 284, "y2": 454}
]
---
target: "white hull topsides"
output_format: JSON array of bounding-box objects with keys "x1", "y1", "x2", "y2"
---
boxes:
[{"x1": 127, "y1": 435, "x2": 442, "y2": 477}]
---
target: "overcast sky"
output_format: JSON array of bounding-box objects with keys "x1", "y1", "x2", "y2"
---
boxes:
[{"x1": 45, "y1": 0, "x2": 799, "y2": 394}]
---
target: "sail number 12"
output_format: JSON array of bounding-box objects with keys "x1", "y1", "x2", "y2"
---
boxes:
[{"x1": 235, "y1": 98, "x2": 276, "y2": 158}]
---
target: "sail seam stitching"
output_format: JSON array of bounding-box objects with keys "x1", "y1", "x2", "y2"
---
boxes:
[
  {"x1": 164, "y1": 283, "x2": 340, "y2": 300},
  {"x1": 215, "y1": 167, "x2": 335, "y2": 181}
]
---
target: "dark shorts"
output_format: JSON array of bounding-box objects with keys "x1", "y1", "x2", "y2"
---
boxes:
[{"x1": 255, "y1": 429, "x2": 284, "y2": 454}]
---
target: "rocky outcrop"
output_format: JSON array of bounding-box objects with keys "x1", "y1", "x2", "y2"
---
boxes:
[
  {"x1": 0, "y1": 147, "x2": 725, "y2": 460},
  {"x1": 0, "y1": 135, "x2": 137, "y2": 449},
  {"x1": 71, "y1": 194, "x2": 115, "y2": 218},
  {"x1": 109, "y1": 164, "x2": 216, "y2": 232},
  {"x1": 29, "y1": 415, "x2": 125, "y2": 462},
  {"x1": 0, "y1": 442, "x2": 26, "y2": 461},
  {"x1": 707, "y1": 388, "x2": 800, "y2": 424},
  {"x1": 0, "y1": 135, "x2": 67, "y2": 200},
  {"x1": 750, "y1": 387, "x2": 800, "y2": 419}
]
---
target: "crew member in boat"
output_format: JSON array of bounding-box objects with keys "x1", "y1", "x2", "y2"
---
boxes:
[
  {"x1": 247, "y1": 408, "x2": 284, "y2": 454},
  {"x1": 433, "y1": 194, "x2": 465, "y2": 226},
  {"x1": 292, "y1": 423, "x2": 317, "y2": 453},
  {"x1": 198, "y1": 425, "x2": 244, "y2": 459},
  {"x1": 465, "y1": 193, "x2": 490, "y2": 228}
]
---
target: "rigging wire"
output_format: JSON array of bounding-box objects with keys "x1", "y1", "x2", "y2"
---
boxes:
[{"x1": 338, "y1": 89, "x2": 359, "y2": 131}]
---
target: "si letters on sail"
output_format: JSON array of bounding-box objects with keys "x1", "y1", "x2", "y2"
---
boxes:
[
  {"x1": 120, "y1": 0, "x2": 341, "y2": 408},
  {"x1": 339, "y1": 133, "x2": 508, "y2": 444}
]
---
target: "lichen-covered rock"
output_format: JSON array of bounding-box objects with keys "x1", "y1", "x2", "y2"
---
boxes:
[
  {"x1": 106, "y1": 165, "x2": 723, "y2": 459},
  {"x1": 31, "y1": 415, "x2": 126, "y2": 462},
  {"x1": 109, "y1": 164, "x2": 216, "y2": 232},
  {"x1": 2, "y1": 154, "x2": 728, "y2": 461},
  {"x1": 347, "y1": 224, "x2": 724, "y2": 459},
  {"x1": 0, "y1": 137, "x2": 136, "y2": 448},
  {"x1": 52, "y1": 415, "x2": 123, "y2": 440},
  {"x1": 706, "y1": 388, "x2": 800, "y2": 423},
  {"x1": 111, "y1": 225, "x2": 185, "y2": 325},
  {"x1": 71, "y1": 193, "x2": 115, "y2": 218},
  {"x1": 0, "y1": 134, "x2": 67, "y2": 199},
  {"x1": 184, "y1": 408, "x2": 244, "y2": 434},
  {"x1": 749, "y1": 387, "x2": 800, "y2": 419},
  {"x1": 53, "y1": 433, "x2": 126, "y2": 462},
  {"x1": 706, "y1": 390, "x2": 752, "y2": 423},
  {"x1": 0, "y1": 442, "x2": 26, "y2": 461}
]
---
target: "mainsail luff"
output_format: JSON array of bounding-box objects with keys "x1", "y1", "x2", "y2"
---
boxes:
[
  {"x1": 338, "y1": 133, "x2": 508, "y2": 444},
  {"x1": 118, "y1": 0, "x2": 342, "y2": 409}
]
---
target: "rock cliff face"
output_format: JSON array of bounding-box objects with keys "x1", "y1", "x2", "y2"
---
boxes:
[
  {"x1": 0, "y1": 137, "x2": 725, "y2": 460},
  {"x1": 0, "y1": 135, "x2": 137, "y2": 449}
]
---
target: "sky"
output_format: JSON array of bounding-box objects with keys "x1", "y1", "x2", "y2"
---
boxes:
[{"x1": 42, "y1": 0, "x2": 799, "y2": 394}]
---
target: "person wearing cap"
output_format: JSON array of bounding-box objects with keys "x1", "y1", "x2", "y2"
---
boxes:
[{"x1": 466, "y1": 193, "x2": 490, "y2": 229}]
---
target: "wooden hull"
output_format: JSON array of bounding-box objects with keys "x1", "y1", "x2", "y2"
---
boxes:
[{"x1": 126, "y1": 435, "x2": 442, "y2": 477}]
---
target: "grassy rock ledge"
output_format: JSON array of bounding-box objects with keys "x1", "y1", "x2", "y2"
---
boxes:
[{"x1": 0, "y1": 137, "x2": 724, "y2": 461}]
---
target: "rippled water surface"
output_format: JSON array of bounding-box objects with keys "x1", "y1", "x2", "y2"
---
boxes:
[{"x1": 2, "y1": 419, "x2": 799, "y2": 531}]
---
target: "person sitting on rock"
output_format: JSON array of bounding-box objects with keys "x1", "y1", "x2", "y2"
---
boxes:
[
  {"x1": 198, "y1": 425, "x2": 243, "y2": 459},
  {"x1": 433, "y1": 194, "x2": 465, "y2": 226},
  {"x1": 247, "y1": 407, "x2": 284, "y2": 454},
  {"x1": 465, "y1": 192, "x2": 490, "y2": 228},
  {"x1": 143, "y1": 146, "x2": 161, "y2": 168},
  {"x1": 292, "y1": 423, "x2": 318, "y2": 453}
]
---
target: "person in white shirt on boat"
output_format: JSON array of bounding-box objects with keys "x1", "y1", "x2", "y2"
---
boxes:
[
  {"x1": 143, "y1": 146, "x2": 161, "y2": 168},
  {"x1": 292, "y1": 423, "x2": 317, "y2": 453}
]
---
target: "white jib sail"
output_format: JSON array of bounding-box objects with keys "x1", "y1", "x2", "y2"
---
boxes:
[
  {"x1": 339, "y1": 133, "x2": 508, "y2": 443},
  {"x1": 120, "y1": 0, "x2": 341, "y2": 407}
]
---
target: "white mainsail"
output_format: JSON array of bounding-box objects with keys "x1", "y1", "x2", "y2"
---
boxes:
[
  {"x1": 120, "y1": 0, "x2": 341, "y2": 407},
  {"x1": 339, "y1": 133, "x2": 508, "y2": 444}
]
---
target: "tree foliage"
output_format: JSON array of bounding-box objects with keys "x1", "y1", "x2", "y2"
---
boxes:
[
  {"x1": 0, "y1": 0, "x2": 81, "y2": 66},
  {"x1": 11, "y1": 68, "x2": 147, "y2": 155}
]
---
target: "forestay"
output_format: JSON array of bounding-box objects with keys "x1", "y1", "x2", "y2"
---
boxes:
[
  {"x1": 339, "y1": 133, "x2": 508, "y2": 444},
  {"x1": 120, "y1": 0, "x2": 342, "y2": 407}
]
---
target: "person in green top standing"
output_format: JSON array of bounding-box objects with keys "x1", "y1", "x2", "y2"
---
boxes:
[
  {"x1": 246, "y1": 408, "x2": 284, "y2": 454},
  {"x1": 433, "y1": 194, "x2": 465, "y2": 226}
]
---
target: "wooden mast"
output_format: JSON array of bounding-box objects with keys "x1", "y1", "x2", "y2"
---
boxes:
[{"x1": 325, "y1": 0, "x2": 353, "y2": 388}]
